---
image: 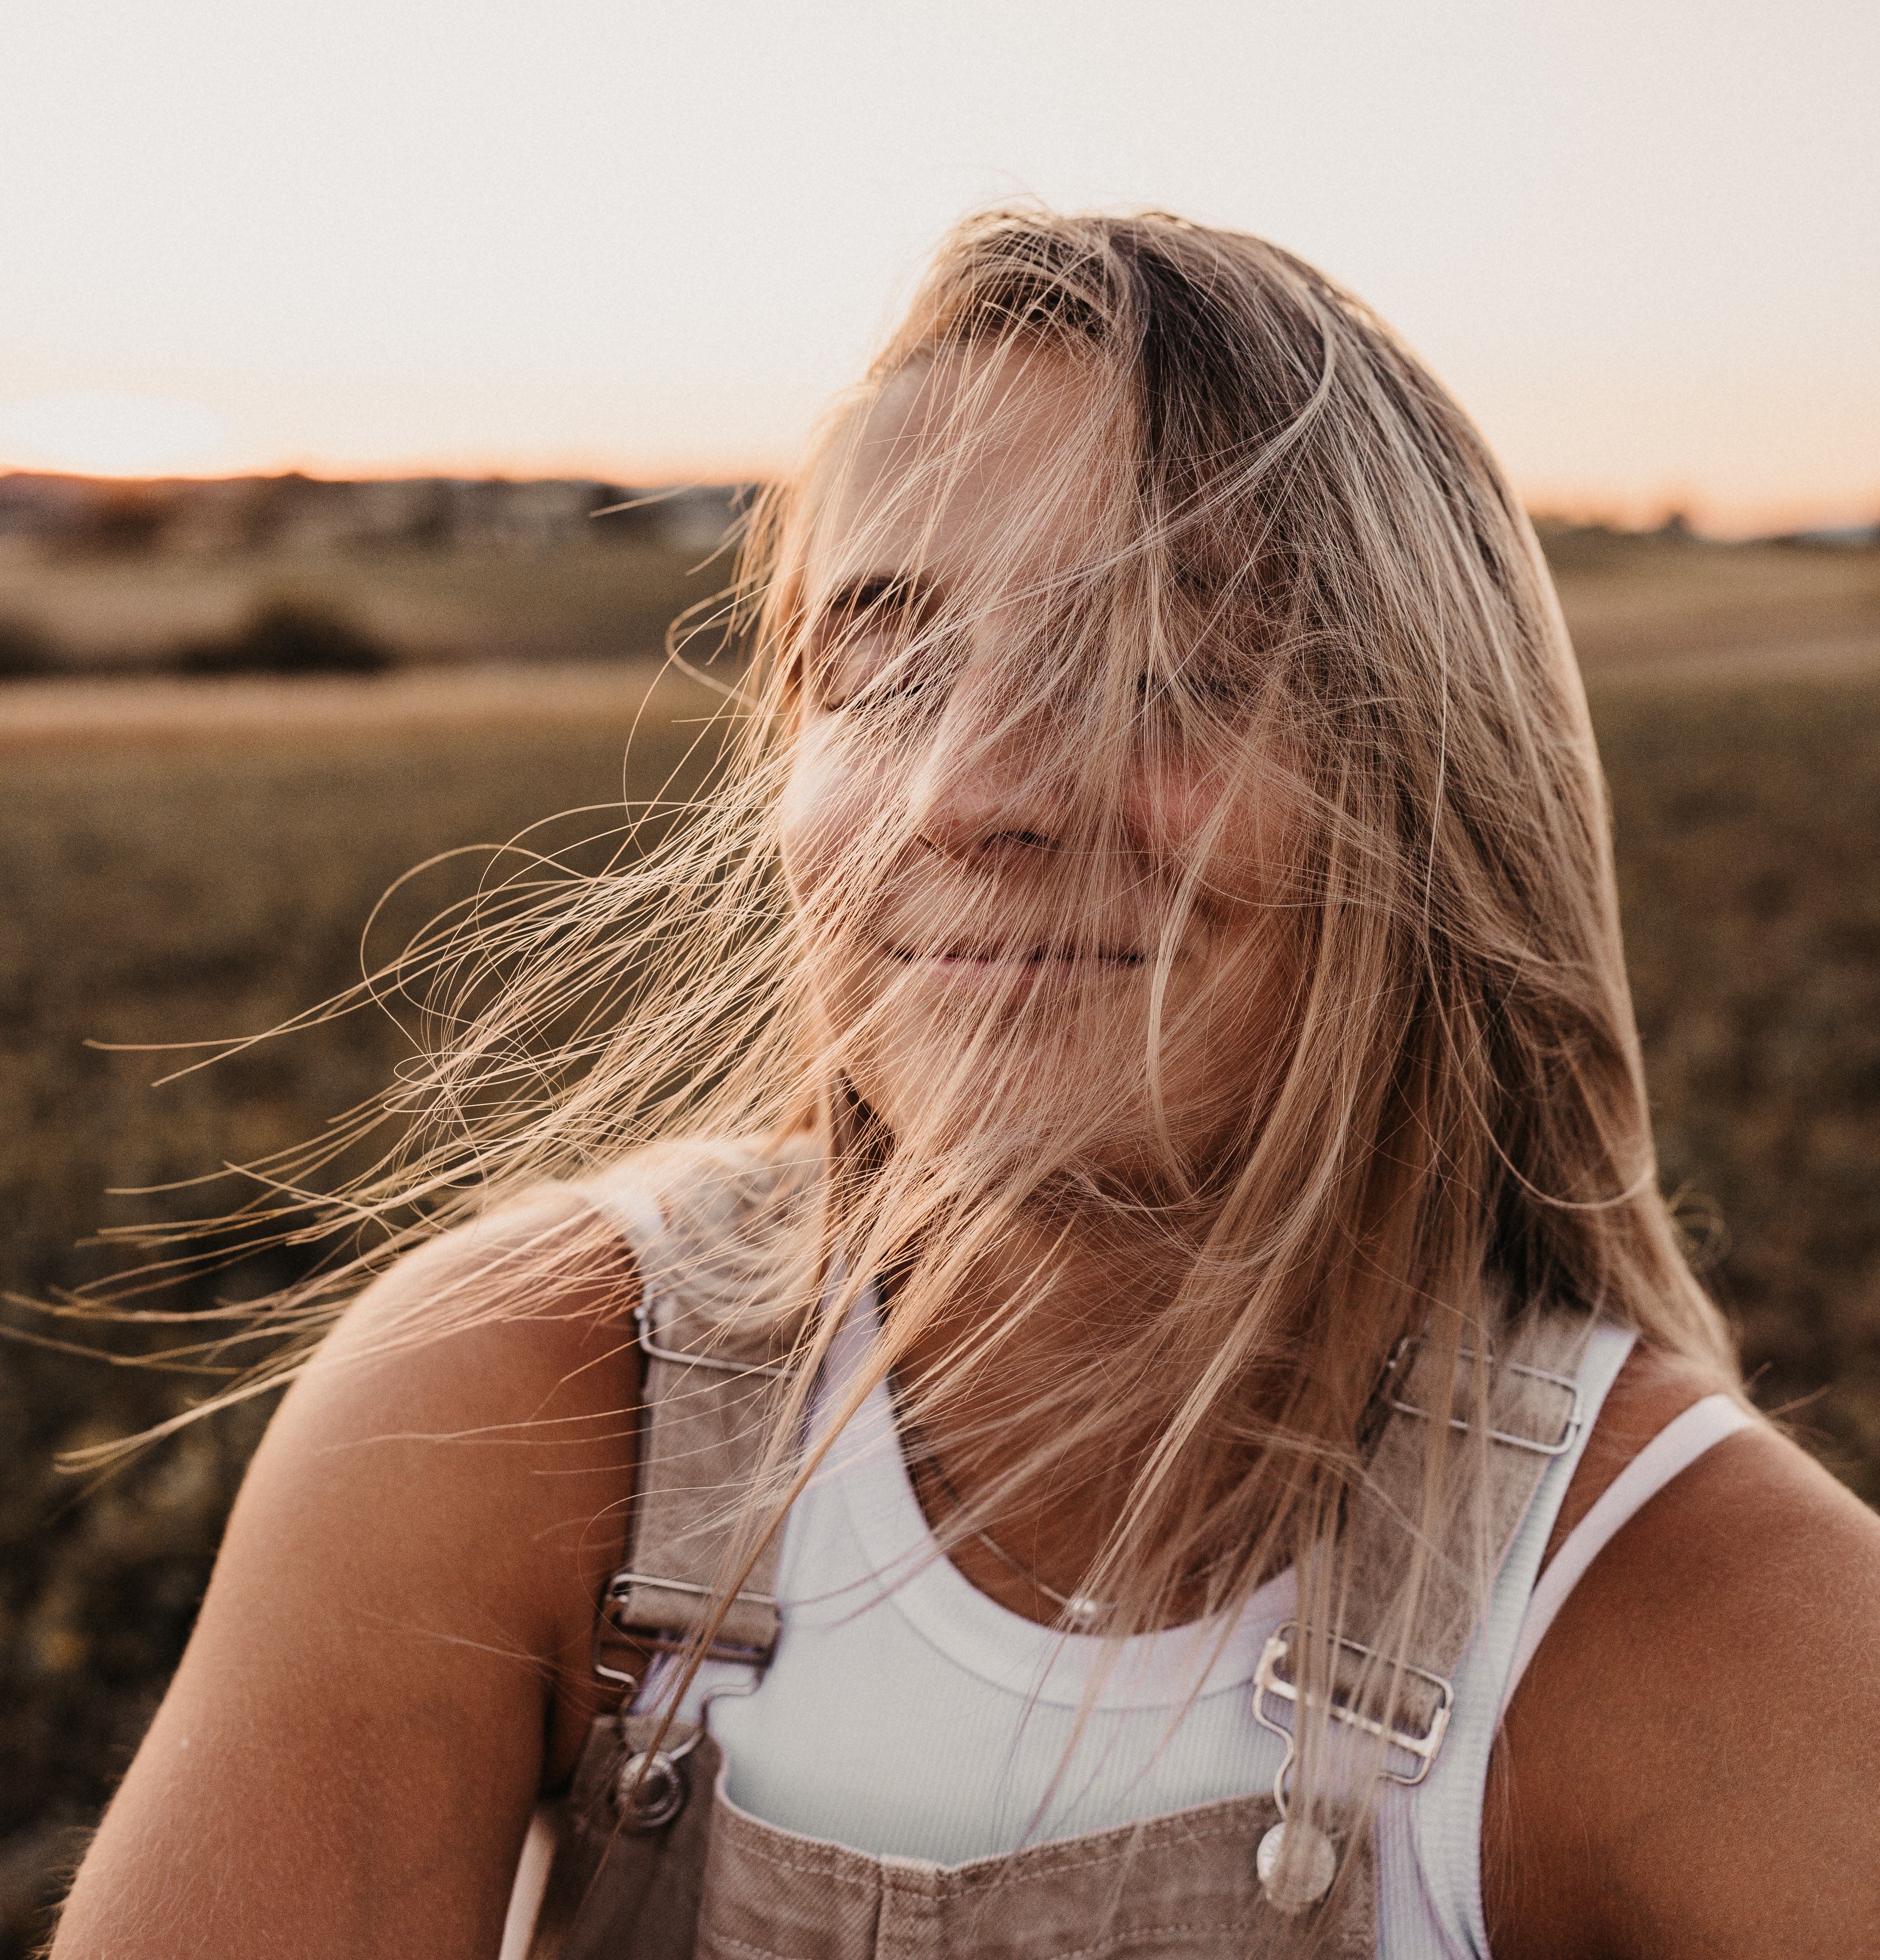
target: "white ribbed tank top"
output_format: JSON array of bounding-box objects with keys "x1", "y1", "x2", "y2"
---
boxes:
[{"x1": 640, "y1": 1295, "x2": 1751, "y2": 1959}]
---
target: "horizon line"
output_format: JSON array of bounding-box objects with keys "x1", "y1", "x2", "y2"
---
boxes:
[{"x1": 1, "y1": 456, "x2": 1872, "y2": 543}]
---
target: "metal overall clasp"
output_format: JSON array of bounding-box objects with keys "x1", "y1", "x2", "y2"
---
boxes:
[
  {"x1": 605, "y1": 1672, "x2": 760, "y2": 1834},
  {"x1": 595, "y1": 1573, "x2": 769, "y2": 1834},
  {"x1": 1249, "y1": 1621, "x2": 1457, "y2": 1913}
]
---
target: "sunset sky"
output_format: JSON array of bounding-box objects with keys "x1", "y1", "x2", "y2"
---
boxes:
[{"x1": 1, "y1": 0, "x2": 1874, "y2": 533}]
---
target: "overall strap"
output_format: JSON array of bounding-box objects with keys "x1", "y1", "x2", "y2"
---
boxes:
[
  {"x1": 1256, "y1": 1304, "x2": 1592, "y2": 1788},
  {"x1": 526, "y1": 1137, "x2": 822, "y2": 1960},
  {"x1": 587, "y1": 1134, "x2": 823, "y2": 1671},
  {"x1": 601, "y1": 1140, "x2": 822, "y2": 1668},
  {"x1": 1249, "y1": 1304, "x2": 1595, "y2": 1920}
]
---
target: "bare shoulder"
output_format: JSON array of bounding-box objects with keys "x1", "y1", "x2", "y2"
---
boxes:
[
  {"x1": 307, "y1": 1179, "x2": 643, "y2": 1431},
  {"x1": 53, "y1": 1182, "x2": 642, "y2": 1960},
  {"x1": 1488, "y1": 1347, "x2": 1880, "y2": 1960},
  {"x1": 1537, "y1": 1341, "x2": 1728, "y2": 1562},
  {"x1": 292, "y1": 1179, "x2": 644, "y2": 1692}
]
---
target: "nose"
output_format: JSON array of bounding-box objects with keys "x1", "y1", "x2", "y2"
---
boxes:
[{"x1": 910, "y1": 672, "x2": 1073, "y2": 866}]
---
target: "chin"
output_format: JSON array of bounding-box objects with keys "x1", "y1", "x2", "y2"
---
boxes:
[{"x1": 846, "y1": 1039, "x2": 1195, "y2": 1183}]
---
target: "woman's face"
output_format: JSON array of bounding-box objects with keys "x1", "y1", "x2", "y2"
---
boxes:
[{"x1": 779, "y1": 348, "x2": 1296, "y2": 1185}]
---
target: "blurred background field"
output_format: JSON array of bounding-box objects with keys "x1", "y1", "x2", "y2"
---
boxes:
[{"x1": 2, "y1": 501, "x2": 1879, "y2": 1949}]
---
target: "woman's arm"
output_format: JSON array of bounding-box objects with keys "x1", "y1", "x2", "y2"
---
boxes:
[
  {"x1": 1488, "y1": 1356, "x2": 1880, "y2": 1959},
  {"x1": 53, "y1": 1186, "x2": 640, "y2": 1960}
]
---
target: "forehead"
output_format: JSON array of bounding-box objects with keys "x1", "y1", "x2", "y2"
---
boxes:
[{"x1": 804, "y1": 344, "x2": 1122, "y2": 609}]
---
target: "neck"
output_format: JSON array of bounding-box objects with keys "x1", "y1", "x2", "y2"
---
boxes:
[
  {"x1": 890, "y1": 1197, "x2": 1180, "y2": 1398},
  {"x1": 881, "y1": 1195, "x2": 1228, "y2": 1626}
]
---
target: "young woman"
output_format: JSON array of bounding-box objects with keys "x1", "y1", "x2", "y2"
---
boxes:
[{"x1": 53, "y1": 211, "x2": 1880, "y2": 1959}]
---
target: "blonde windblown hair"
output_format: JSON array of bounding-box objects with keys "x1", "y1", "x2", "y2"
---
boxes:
[{"x1": 74, "y1": 207, "x2": 1740, "y2": 1904}]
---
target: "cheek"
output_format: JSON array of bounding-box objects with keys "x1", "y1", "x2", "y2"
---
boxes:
[
  {"x1": 779, "y1": 722, "x2": 892, "y2": 923},
  {"x1": 1128, "y1": 754, "x2": 1291, "y2": 915}
]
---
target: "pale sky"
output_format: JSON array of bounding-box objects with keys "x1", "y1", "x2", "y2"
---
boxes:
[{"x1": 1, "y1": 0, "x2": 1874, "y2": 532}]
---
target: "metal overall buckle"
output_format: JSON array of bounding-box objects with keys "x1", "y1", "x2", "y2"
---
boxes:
[
  {"x1": 1253, "y1": 1620, "x2": 1455, "y2": 1784},
  {"x1": 634, "y1": 1296, "x2": 792, "y2": 1381},
  {"x1": 593, "y1": 1578, "x2": 776, "y2": 1832},
  {"x1": 600, "y1": 1571, "x2": 780, "y2": 1668},
  {"x1": 1381, "y1": 1335, "x2": 1585, "y2": 1457}
]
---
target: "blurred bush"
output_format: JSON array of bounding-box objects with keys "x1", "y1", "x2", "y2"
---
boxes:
[
  {"x1": 0, "y1": 620, "x2": 57, "y2": 681},
  {"x1": 0, "y1": 474, "x2": 749, "y2": 679},
  {"x1": 173, "y1": 595, "x2": 395, "y2": 677}
]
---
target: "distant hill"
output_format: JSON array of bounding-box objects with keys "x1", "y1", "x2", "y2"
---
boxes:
[
  {"x1": 0, "y1": 475, "x2": 754, "y2": 676},
  {"x1": 0, "y1": 471, "x2": 748, "y2": 561}
]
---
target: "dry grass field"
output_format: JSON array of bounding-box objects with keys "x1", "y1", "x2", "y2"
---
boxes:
[
  {"x1": 1593, "y1": 666, "x2": 1880, "y2": 1474},
  {"x1": 1543, "y1": 522, "x2": 1880, "y2": 675},
  {"x1": 2, "y1": 530, "x2": 1878, "y2": 1947},
  {"x1": 0, "y1": 658, "x2": 730, "y2": 1944}
]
